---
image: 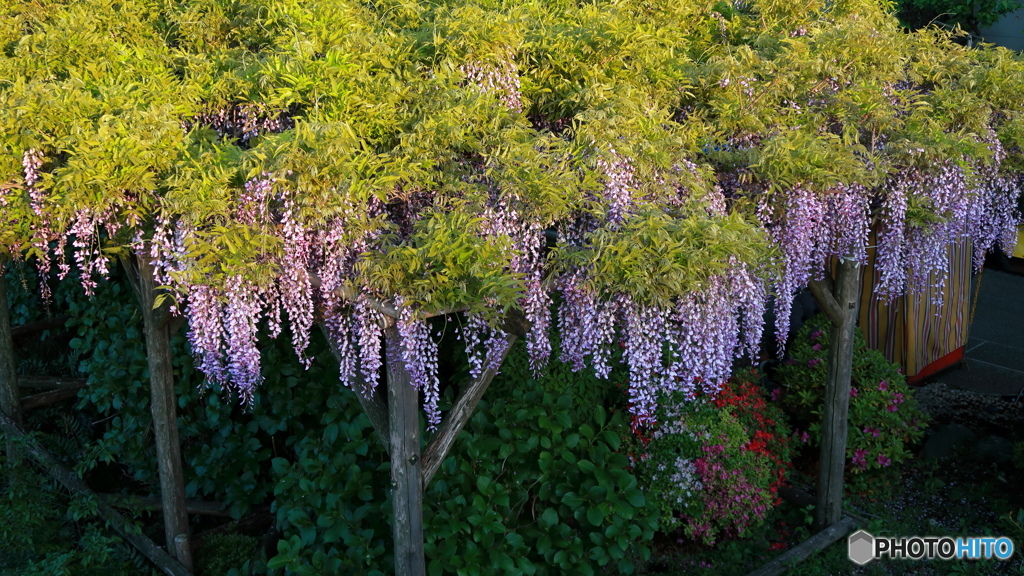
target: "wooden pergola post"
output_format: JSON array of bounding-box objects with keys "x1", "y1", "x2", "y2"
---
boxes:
[
  {"x1": 320, "y1": 305, "x2": 518, "y2": 576},
  {"x1": 0, "y1": 261, "x2": 22, "y2": 465},
  {"x1": 384, "y1": 326, "x2": 425, "y2": 576},
  {"x1": 808, "y1": 256, "x2": 862, "y2": 531},
  {"x1": 125, "y1": 253, "x2": 194, "y2": 573}
]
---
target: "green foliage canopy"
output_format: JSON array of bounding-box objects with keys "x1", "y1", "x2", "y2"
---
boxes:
[{"x1": 1, "y1": 0, "x2": 1022, "y2": 406}]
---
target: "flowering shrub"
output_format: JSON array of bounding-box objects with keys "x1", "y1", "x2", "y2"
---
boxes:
[
  {"x1": 774, "y1": 315, "x2": 929, "y2": 475},
  {"x1": 1013, "y1": 441, "x2": 1024, "y2": 471},
  {"x1": 633, "y1": 369, "x2": 792, "y2": 546}
]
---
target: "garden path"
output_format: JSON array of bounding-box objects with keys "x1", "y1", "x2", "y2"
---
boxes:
[{"x1": 940, "y1": 266, "x2": 1024, "y2": 398}]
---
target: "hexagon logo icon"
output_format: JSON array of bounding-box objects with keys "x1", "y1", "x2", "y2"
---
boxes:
[{"x1": 848, "y1": 530, "x2": 875, "y2": 565}]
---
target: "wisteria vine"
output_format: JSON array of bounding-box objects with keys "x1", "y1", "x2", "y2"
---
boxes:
[{"x1": 14, "y1": 126, "x2": 1020, "y2": 430}]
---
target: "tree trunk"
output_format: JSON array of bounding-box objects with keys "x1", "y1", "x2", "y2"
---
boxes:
[
  {"x1": 385, "y1": 327, "x2": 426, "y2": 576},
  {"x1": 809, "y1": 257, "x2": 861, "y2": 532},
  {"x1": 0, "y1": 263, "x2": 21, "y2": 465},
  {"x1": 130, "y1": 254, "x2": 194, "y2": 573}
]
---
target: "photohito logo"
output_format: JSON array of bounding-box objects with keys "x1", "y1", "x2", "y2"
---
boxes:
[{"x1": 848, "y1": 530, "x2": 1016, "y2": 565}]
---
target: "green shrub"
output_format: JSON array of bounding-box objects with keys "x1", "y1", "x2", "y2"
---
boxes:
[
  {"x1": 0, "y1": 434, "x2": 149, "y2": 576},
  {"x1": 63, "y1": 277, "x2": 655, "y2": 574},
  {"x1": 774, "y1": 314, "x2": 929, "y2": 475},
  {"x1": 266, "y1": 395, "x2": 391, "y2": 576},
  {"x1": 268, "y1": 338, "x2": 656, "y2": 575},
  {"x1": 67, "y1": 273, "x2": 348, "y2": 519},
  {"x1": 195, "y1": 532, "x2": 260, "y2": 576},
  {"x1": 424, "y1": 383, "x2": 653, "y2": 575},
  {"x1": 633, "y1": 368, "x2": 792, "y2": 546}
]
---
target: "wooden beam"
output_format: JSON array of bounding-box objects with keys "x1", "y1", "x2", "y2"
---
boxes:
[
  {"x1": 100, "y1": 494, "x2": 232, "y2": 518},
  {"x1": 0, "y1": 411, "x2": 192, "y2": 576},
  {"x1": 500, "y1": 308, "x2": 530, "y2": 339},
  {"x1": 812, "y1": 257, "x2": 861, "y2": 532},
  {"x1": 11, "y1": 315, "x2": 69, "y2": 339},
  {"x1": 420, "y1": 335, "x2": 516, "y2": 487},
  {"x1": 308, "y1": 274, "x2": 401, "y2": 320},
  {"x1": 128, "y1": 253, "x2": 195, "y2": 573},
  {"x1": 318, "y1": 322, "x2": 391, "y2": 453},
  {"x1": 779, "y1": 484, "x2": 871, "y2": 526},
  {"x1": 191, "y1": 507, "x2": 274, "y2": 546},
  {"x1": 385, "y1": 327, "x2": 426, "y2": 576},
  {"x1": 745, "y1": 516, "x2": 857, "y2": 576},
  {"x1": 17, "y1": 377, "x2": 87, "y2": 390},
  {"x1": 807, "y1": 277, "x2": 842, "y2": 325},
  {"x1": 20, "y1": 385, "x2": 85, "y2": 411}
]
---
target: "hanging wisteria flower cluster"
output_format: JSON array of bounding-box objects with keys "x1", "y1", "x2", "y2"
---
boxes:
[
  {"x1": 23, "y1": 149, "x2": 55, "y2": 300},
  {"x1": 63, "y1": 208, "x2": 113, "y2": 296},
  {"x1": 760, "y1": 146, "x2": 1020, "y2": 351},
  {"x1": 396, "y1": 301, "x2": 442, "y2": 429},
  {"x1": 555, "y1": 263, "x2": 768, "y2": 428},
  {"x1": 151, "y1": 180, "x2": 390, "y2": 403},
  {"x1": 552, "y1": 147, "x2": 772, "y2": 427},
  {"x1": 6, "y1": 149, "x2": 119, "y2": 300},
  {"x1": 190, "y1": 104, "x2": 295, "y2": 144},
  {"x1": 875, "y1": 156, "x2": 1019, "y2": 303},
  {"x1": 150, "y1": 212, "x2": 268, "y2": 401},
  {"x1": 477, "y1": 193, "x2": 551, "y2": 374},
  {"x1": 461, "y1": 56, "x2": 523, "y2": 112},
  {"x1": 759, "y1": 184, "x2": 871, "y2": 351},
  {"x1": 558, "y1": 146, "x2": 640, "y2": 246},
  {"x1": 595, "y1": 150, "x2": 638, "y2": 225}
]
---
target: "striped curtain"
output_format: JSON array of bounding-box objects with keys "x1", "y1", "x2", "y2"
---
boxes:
[{"x1": 855, "y1": 235, "x2": 973, "y2": 382}]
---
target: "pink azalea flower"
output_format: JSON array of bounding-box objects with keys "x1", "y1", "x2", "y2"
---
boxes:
[
  {"x1": 878, "y1": 380, "x2": 888, "y2": 391},
  {"x1": 877, "y1": 455, "x2": 891, "y2": 467},
  {"x1": 812, "y1": 343, "x2": 822, "y2": 351},
  {"x1": 808, "y1": 358, "x2": 821, "y2": 368},
  {"x1": 850, "y1": 387, "x2": 859, "y2": 397},
  {"x1": 852, "y1": 449, "x2": 869, "y2": 470}
]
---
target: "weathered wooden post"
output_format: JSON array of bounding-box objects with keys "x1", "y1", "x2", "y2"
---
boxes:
[
  {"x1": 384, "y1": 326, "x2": 426, "y2": 576},
  {"x1": 320, "y1": 301, "x2": 518, "y2": 576},
  {"x1": 808, "y1": 257, "x2": 861, "y2": 531},
  {"x1": 0, "y1": 261, "x2": 22, "y2": 464},
  {"x1": 125, "y1": 253, "x2": 194, "y2": 573}
]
